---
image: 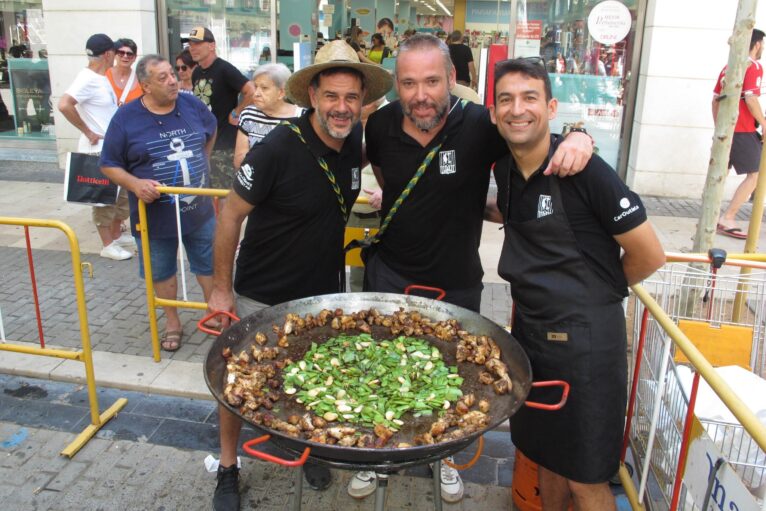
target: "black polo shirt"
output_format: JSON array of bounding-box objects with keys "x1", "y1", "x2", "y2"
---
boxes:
[
  {"x1": 495, "y1": 134, "x2": 648, "y2": 296},
  {"x1": 232, "y1": 110, "x2": 362, "y2": 304},
  {"x1": 365, "y1": 96, "x2": 508, "y2": 290}
]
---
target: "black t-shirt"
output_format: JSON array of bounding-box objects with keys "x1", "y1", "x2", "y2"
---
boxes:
[
  {"x1": 365, "y1": 97, "x2": 508, "y2": 290},
  {"x1": 449, "y1": 43, "x2": 474, "y2": 83},
  {"x1": 192, "y1": 58, "x2": 248, "y2": 151},
  {"x1": 494, "y1": 135, "x2": 648, "y2": 295},
  {"x1": 232, "y1": 110, "x2": 363, "y2": 305}
]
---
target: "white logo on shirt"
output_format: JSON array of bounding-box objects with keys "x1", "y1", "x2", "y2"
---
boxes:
[
  {"x1": 537, "y1": 195, "x2": 553, "y2": 218},
  {"x1": 351, "y1": 167, "x2": 360, "y2": 190},
  {"x1": 236, "y1": 163, "x2": 253, "y2": 191},
  {"x1": 619, "y1": 197, "x2": 631, "y2": 209},
  {"x1": 439, "y1": 150, "x2": 456, "y2": 175}
]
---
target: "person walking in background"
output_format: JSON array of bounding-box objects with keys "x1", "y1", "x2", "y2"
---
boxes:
[
  {"x1": 175, "y1": 49, "x2": 196, "y2": 93},
  {"x1": 188, "y1": 26, "x2": 255, "y2": 190},
  {"x1": 100, "y1": 55, "x2": 218, "y2": 352},
  {"x1": 448, "y1": 31, "x2": 476, "y2": 89},
  {"x1": 713, "y1": 28, "x2": 765, "y2": 239},
  {"x1": 367, "y1": 33, "x2": 391, "y2": 64},
  {"x1": 58, "y1": 33, "x2": 133, "y2": 261},
  {"x1": 106, "y1": 38, "x2": 141, "y2": 106},
  {"x1": 233, "y1": 63, "x2": 304, "y2": 169}
]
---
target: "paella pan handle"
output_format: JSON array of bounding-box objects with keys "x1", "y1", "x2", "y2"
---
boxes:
[
  {"x1": 242, "y1": 434, "x2": 311, "y2": 467},
  {"x1": 197, "y1": 310, "x2": 241, "y2": 335},
  {"x1": 404, "y1": 285, "x2": 447, "y2": 301},
  {"x1": 524, "y1": 380, "x2": 570, "y2": 410},
  {"x1": 444, "y1": 436, "x2": 485, "y2": 470}
]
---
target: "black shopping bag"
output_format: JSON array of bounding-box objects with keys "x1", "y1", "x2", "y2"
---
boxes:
[{"x1": 63, "y1": 152, "x2": 118, "y2": 206}]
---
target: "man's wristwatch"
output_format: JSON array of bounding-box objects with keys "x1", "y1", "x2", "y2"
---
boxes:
[
  {"x1": 567, "y1": 126, "x2": 594, "y2": 146},
  {"x1": 230, "y1": 110, "x2": 239, "y2": 120}
]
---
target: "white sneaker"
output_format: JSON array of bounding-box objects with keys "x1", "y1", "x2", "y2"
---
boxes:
[
  {"x1": 115, "y1": 232, "x2": 135, "y2": 247},
  {"x1": 347, "y1": 471, "x2": 377, "y2": 499},
  {"x1": 433, "y1": 457, "x2": 464, "y2": 503},
  {"x1": 100, "y1": 242, "x2": 132, "y2": 261}
]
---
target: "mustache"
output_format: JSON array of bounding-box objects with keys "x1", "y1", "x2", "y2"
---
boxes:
[
  {"x1": 327, "y1": 111, "x2": 353, "y2": 120},
  {"x1": 407, "y1": 100, "x2": 438, "y2": 110}
]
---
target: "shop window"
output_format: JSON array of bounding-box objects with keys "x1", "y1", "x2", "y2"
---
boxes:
[
  {"x1": 166, "y1": 0, "x2": 274, "y2": 77},
  {"x1": 0, "y1": 2, "x2": 53, "y2": 139}
]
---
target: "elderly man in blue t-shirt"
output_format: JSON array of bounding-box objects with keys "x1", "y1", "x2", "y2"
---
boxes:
[{"x1": 101, "y1": 54, "x2": 218, "y2": 352}]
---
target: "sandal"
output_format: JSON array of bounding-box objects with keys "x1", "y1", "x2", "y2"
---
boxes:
[
  {"x1": 716, "y1": 223, "x2": 748, "y2": 239},
  {"x1": 161, "y1": 328, "x2": 183, "y2": 352}
]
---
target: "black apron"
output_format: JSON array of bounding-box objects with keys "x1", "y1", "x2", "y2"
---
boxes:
[{"x1": 499, "y1": 174, "x2": 627, "y2": 484}]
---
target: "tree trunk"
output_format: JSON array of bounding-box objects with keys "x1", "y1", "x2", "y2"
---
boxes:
[{"x1": 693, "y1": 0, "x2": 758, "y2": 253}]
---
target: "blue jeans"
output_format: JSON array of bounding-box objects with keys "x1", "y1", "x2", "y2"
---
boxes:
[{"x1": 135, "y1": 216, "x2": 215, "y2": 282}]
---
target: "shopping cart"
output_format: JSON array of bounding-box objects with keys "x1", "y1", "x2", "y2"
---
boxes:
[{"x1": 623, "y1": 251, "x2": 766, "y2": 510}]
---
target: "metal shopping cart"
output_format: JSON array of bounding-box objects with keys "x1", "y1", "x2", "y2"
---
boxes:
[{"x1": 623, "y1": 251, "x2": 766, "y2": 511}]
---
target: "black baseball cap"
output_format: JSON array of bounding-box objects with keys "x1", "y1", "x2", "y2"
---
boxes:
[
  {"x1": 86, "y1": 33, "x2": 115, "y2": 56},
  {"x1": 188, "y1": 27, "x2": 215, "y2": 43}
]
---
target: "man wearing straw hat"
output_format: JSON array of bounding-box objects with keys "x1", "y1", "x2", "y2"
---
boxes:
[{"x1": 207, "y1": 40, "x2": 392, "y2": 511}]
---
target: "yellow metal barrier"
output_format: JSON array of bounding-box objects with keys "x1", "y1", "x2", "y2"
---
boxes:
[
  {"x1": 622, "y1": 282, "x2": 766, "y2": 509},
  {"x1": 139, "y1": 187, "x2": 374, "y2": 361},
  {"x1": 0, "y1": 217, "x2": 127, "y2": 457}
]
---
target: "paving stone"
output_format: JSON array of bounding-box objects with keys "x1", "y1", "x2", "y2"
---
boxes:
[{"x1": 44, "y1": 459, "x2": 90, "y2": 491}]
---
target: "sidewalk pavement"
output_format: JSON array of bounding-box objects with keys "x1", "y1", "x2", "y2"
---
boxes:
[{"x1": 0, "y1": 165, "x2": 764, "y2": 510}]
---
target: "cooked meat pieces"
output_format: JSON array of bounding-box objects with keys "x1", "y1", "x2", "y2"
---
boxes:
[
  {"x1": 478, "y1": 399, "x2": 490, "y2": 413},
  {"x1": 478, "y1": 371, "x2": 495, "y2": 385},
  {"x1": 254, "y1": 332, "x2": 268, "y2": 345},
  {"x1": 493, "y1": 375, "x2": 513, "y2": 395}
]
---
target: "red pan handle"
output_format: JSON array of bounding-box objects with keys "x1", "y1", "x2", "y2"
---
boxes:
[
  {"x1": 197, "y1": 310, "x2": 241, "y2": 335},
  {"x1": 404, "y1": 285, "x2": 447, "y2": 301},
  {"x1": 242, "y1": 434, "x2": 311, "y2": 467},
  {"x1": 524, "y1": 380, "x2": 570, "y2": 410}
]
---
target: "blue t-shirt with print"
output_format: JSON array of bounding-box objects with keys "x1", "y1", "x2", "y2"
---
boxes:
[{"x1": 100, "y1": 93, "x2": 217, "y2": 239}]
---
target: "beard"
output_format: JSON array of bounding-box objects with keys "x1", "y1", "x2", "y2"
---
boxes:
[
  {"x1": 403, "y1": 94, "x2": 450, "y2": 131},
  {"x1": 316, "y1": 108, "x2": 357, "y2": 139}
]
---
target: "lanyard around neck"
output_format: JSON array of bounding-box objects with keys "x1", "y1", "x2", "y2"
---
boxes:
[{"x1": 282, "y1": 121, "x2": 349, "y2": 222}]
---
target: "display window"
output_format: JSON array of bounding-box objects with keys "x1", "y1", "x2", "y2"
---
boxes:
[
  {"x1": 165, "y1": 0, "x2": 274, "y2": 77},
  {"x1": 0, "y1": 0, "x2": 53, "y2": 139}
]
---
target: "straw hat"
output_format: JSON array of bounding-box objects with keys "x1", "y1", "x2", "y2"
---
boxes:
[{"x1": 286, "y1": 40, "x2": 393, "y2": 108}]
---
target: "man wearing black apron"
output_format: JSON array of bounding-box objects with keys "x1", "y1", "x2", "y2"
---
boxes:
[{"x1": 485, "y1": 59, "x2": 665, "y2": 510}]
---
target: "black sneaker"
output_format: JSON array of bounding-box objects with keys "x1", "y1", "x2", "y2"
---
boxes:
[{"x1": 213, "y1": 464, "x2": 240, "y2": 511}]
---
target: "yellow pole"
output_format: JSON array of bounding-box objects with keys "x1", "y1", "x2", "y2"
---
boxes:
[
  {"x1": 0, "y1": 343, "x2": 82, "y2": 360},
  {"x1": 618, "y1": 463, "x2": 645, "y2": 511},
  {"x1": 632, "y1": 284, "x2": 766, "y2": 453},
  {"x1": 732, "y1": 149, "x2": 766, "y2": 320},
  {"x1": 138, "y1": 200, "x2": 162, "y2": 362}
]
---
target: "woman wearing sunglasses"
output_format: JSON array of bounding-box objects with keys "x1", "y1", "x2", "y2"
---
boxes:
[
  {"x1": 106, "y1": 38, "x2": 142, "y2": 106},
  {"x1": 175, "y1": 49, "x2": 197, "y2": 93}
]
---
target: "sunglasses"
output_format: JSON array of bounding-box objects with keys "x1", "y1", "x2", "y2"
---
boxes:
[
  {"x1": 175, "y1": 65, "x2": 189, "y2": 72},
  {"x1": 116, "y1": 50, "x2": 135, "y2": 58},
  {"x1": 495, "y1": 56, "x2": 545, "y2": 69}
]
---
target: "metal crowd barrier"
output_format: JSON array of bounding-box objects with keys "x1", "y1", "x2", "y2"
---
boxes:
[
  {"x1": 621, "y1": 252, "x2": 766, "y2": 511},
  {"x1": 0, "y1": 217, "x2": 127, "y2": 457},
  {"x1": 138, "y1": 186, "x2": 375, "y2": 362}
]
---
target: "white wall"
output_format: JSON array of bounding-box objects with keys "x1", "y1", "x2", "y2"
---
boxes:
[
  {"x1": 42, "y1": 0, "x2": 158, "y2": 165},
  {"x1": 629, "y1": 0, "x2": 766, "y2": 198}
]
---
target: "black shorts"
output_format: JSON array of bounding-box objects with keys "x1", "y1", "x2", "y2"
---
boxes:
[{"x1": 729, "y1": 132, "x2": 762, "y2": 174}]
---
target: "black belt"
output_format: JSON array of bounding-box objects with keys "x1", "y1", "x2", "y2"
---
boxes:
[{"x1": 352, "y1": 211, "x2": 380, "y2": 219}]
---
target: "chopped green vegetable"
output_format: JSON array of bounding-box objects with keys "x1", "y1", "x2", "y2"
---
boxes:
[{"x1": 283, "y1": 334, "x2": 463, "y2": 429}]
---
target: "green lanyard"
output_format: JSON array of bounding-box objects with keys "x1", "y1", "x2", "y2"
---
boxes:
[
  {"x1": 371, "y1": 139, "x2": 443, "y2": 243},
  {"x1": 370, "y1": 99, "x2": 467, "y2": 244},
  {"x1": 283, "y1": 121, "x2": 349, "y2": 222}
]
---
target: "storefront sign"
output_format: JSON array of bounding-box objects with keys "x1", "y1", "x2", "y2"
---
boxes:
[
  {"x1": 466, "y1": 0, "x2": 511, "y2": 24},
  {"x1": 8, "y1": 59, "x2": 52, "y2": 134},
  {"x1": 683, "y1": 417, "x2": 759, "y2": 510},
  {"x1": 587, "y1": 1, "x2": 631, "y2": 45},
  {"x1": 514, "y1": 21, "x2": 542, "y2": 58}
]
